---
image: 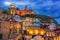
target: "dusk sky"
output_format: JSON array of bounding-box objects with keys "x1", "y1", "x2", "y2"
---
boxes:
[{"x1": 0, "y1": 0, "x2": 60, "y2": 24}]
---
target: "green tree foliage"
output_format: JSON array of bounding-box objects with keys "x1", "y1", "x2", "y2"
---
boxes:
[
  {"x1": 23, "y1": 14, "x2": 50, "y2": 21},
  {"x1": 21, "y1": 14, "x2": 57, "y2": 24},
  {"x1": 2, "y1": 9, "x2": 8, "y2": 14}
]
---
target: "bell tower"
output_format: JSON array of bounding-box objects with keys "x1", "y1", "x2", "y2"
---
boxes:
[
  {"x1": 11, "y1": 4, "x2": 15, "y2": 8},
  {"x1": 9, "y1": 4, "x2": 16, "y2": 15}
]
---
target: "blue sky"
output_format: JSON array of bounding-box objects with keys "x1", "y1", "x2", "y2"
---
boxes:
[{"x1": 0, "y1": 0, "x2": 60, "y2": 24}]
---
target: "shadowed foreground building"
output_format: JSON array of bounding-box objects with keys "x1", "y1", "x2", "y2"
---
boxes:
[{"x1": 0, "y1": 21, "x2": 22, "y2": 40}]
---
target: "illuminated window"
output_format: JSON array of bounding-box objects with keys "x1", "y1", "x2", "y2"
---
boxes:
[
  {"x1": 40, "y1": 30, "x2": 44, "y2": 35},
  {"x1": 29, "y1": 30, "x2": 33, "y2": 35},
  {"x1": 59, "y1": 36, "x2": 60, "y2": 40},
  {"x1": 57, "y1": 37, "x2": 58, "y2": 40},
  {"x1": 23, "y1": 22, "x2": 26, "y2": 25},
  {"x1": 31, "y1": 11, "x2": 34, "y2": 14},
  {"x1": 16, "y1": 23, "x2": 20, "y2": 28},
  {"x1": 10, "y1": 11, "x2": 13, "y2": 14},
  {"x1": 35, "y1": 30, "x2": 38, "y2": 34},
  {"x1": 52, "y1": 32, "x2": 55, "y2": 36},
  {"x1": 54, "y1": 37, "x2": 59, "y2": 40},
  {"x1": 9, "y1": 23, "x2": 13, "y2": 37},
  {"x1": 13, "y1": 11, "x2": 15, "y2": 15},
  {"x1": 54, "y1": 37, "x2": 56, "y2": 40},
  {"x1": 49, "y1": 32, "x2": 52, "y2": 36},
  {"x1": 46, "y1": 32, "x2": 49, "y2": 36},
  {"x1": 10, "y1": 24, "x2": 13, "y2": 29}
]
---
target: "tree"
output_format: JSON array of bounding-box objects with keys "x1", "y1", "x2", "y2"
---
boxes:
[
  {"x1": 16, "y1": 8, "x2": 19, "y2": 10},
  {"x1": 2, "y1": 9, "x2": 8, "y2": 14}
]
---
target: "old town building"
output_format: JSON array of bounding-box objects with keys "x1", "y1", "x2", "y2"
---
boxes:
[{"x1": 0, "y1": 4, "x2": 60, "y2": 40}]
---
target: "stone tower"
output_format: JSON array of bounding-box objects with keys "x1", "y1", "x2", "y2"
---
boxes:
[
  {"x1": 9, "y1": 4, "x2": 16, "y2": 15},
  {"x1": 25, "y1": 6, "x2": 28, "y2": 10}
]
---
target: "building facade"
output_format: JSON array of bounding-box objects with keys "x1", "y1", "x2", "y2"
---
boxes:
[{"x1": 0, "y1": 4, "x2": 60, "y2": 40}]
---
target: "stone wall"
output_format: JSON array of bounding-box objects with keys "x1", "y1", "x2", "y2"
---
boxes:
[{"x1": 1, "y1": 21, "x2": 10, "y2": 40}]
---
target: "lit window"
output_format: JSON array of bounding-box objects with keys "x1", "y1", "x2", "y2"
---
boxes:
[
  {"x1": 10, "y1": 11, "x2": 13, "y2": 14},
  {"x1": 54, "y1": 37, "x2": 56, "y2": 40},
  {"x1": 27, "y1": 29, "x2": 30, "y2": 32},
  {"x1": 10, "y1": 24, "x2": 13, "y2": 29},
  {"x1": 57, "y1": 37, "x2": 58, "y2": 40},
  {"x1": 47, "y1": 32, "x2": 49, "y2": 36},
  {"x1": 35, "y1": 30, "x2": 38, "y2": 34},
  {"x1": 52, "y1": 32, "x2": 55, "y2": 36},
  {"x1": 13, "y1": 11, "x2": 15, "y2": 15},
  {"x1": 40, "y1": 30, "x2": 44, "y2": 35},
  {"x1": 16, "y1": 23, "x2": 20, "y2": 28},
  {"x1": 59, "y1": 36, "x2": 60, "y2": 40},
  {"x1": 49, "y1": 32, "x2": 51, "y2": 36},
  {"x1": 29, "y1": 30, "x2": 33, "y2": 35}
]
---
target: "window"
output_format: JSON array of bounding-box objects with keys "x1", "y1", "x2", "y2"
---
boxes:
[
  {"x1": 54, "y1": 36, "x2": 59, "y2": 40},
  {"x1": 46, "y1": 32, "x2": 49, "y2": 36},
  {"x1": 52, "y1": 32, "x2": 55, "y2": 36},
  {"x1": 59, "y1": 36, "x2": 60, "y2": 40}
]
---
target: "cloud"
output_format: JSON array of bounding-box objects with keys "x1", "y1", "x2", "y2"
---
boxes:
[
  {"x1": 4, "y1": 2, "x2": 12, "y2": 6},
  {"x1": 4, "y1": 1, "x2": 35, "y2": 6}
]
